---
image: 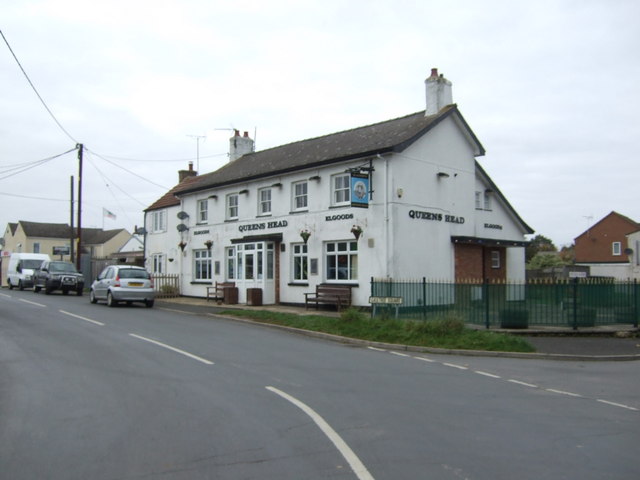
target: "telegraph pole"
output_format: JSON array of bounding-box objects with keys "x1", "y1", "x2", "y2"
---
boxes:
[
  {"x1": 70, "y1": 176, "x2": 75, "y2": 263},
  {"x1": 76, "y1": 143, "x2": 83, "y2": 271}
]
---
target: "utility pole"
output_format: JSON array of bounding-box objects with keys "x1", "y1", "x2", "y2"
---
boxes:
[
  {"x1": 76, "y1": 143, "x2": 83, "y2": 271},
  {"x1": 187, "y1": 134, "x2": 206, "y2": 172},
  {"x1": 70, "y1": 176, "x2": 75, "y2": 263}
]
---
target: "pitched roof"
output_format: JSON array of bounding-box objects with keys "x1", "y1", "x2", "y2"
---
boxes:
[
  {"x1": 574, "y1": 211, "x2": 640, "y2": 241},
  {"x1": 17, "y1": 221, "x2": 126, "y2": 243},
  {"x1": 145, "y1": 174, "x2": 200, "y2": 212},
  {"x1": 176, "y1": 105, "x2": 483, "y2": 195}
]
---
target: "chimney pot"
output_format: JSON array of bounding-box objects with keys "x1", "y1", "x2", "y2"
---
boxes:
[
  {"x1": 243, "y1": 131, "x2": 249, "y2": 137},
  {"x1": 234, "y1": 129, "x2": 240, "y2": 136},
  {"x1": 430, "y1": 68, "x2": 438, "y2": 77}
]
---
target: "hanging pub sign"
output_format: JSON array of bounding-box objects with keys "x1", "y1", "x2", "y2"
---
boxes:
[{"x1": 351, "y1": 172, "x2": 369, "y2": 208}]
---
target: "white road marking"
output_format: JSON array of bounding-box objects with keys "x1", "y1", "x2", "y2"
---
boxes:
[
  {"x1": 266, "y1": 386, "x2": 375, "y2": 480},
  {"x1": 19, "y1": 298, "x2": 46, "y2": 307},
  {"x1": 158, "y1": 307, "x2": 196, "y2": 315},
  {"x1": 508, "y1": 379, "x2": 538, "y2": 388},
  {"x1": 59, "y1": 310, "x2": 105, "y2": 326},
  {"x1": 475, "y1": 370, "x2": 501, "y2": 379},
  {"x1": 367, "y1": 347, "x2": 386, "y2": 352},
  {"x1": 596, "y1": 399, "x2": 638, "y2": 411},
  {"x1": 443, "y1": 362, "x2": 468, "y2": 370},
  {"x1": 390, "y1": 351, "x2": 410, "y2": 358},
  {"x1": 0, "y1": 293, "x2": 11, "y2": 298},
  {"x1": 414, "y1": 356, "x2": 436, "y2": 363},
  {"x1": 546, "y1": 388, "x2": 582, "y2": 398},
  {"x1": 129, "y1": 334, "x2": 214, "y2": 365}
]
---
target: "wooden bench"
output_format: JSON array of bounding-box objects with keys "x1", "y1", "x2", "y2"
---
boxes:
[
  {"x1": 207, "y1": 281, "x2": 236, "y2": 302},
  {"x1": 304, "y1": 284, "x2": 352, "y2": 311}
]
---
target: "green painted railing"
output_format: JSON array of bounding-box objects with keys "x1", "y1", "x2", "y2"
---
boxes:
[{"x1": 370, "y1": 277, "x2": 639, "y2": 329}]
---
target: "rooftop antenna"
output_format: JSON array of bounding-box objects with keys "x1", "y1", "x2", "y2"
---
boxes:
[
  {"x1": 186, "y1": 134, "x2": 206, "y2": 172},
  {"x1": 583, "y1": 215, "x2": 593, "y2": 237}
]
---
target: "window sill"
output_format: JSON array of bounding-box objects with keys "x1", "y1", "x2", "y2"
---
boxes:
[
  {"x1": 190, "y1": 281, "x2": 213, "y2": 285},
  {"x1": 288, "y1": 282, "x2": 309, "y2": 287},
  {"x1": 289, "y1": 210, "x2": 309, "y2": 215}
]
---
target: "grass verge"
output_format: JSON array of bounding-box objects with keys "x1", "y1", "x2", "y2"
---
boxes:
[{"x1": 220, "y1": 308, "x2": 535, "y2": 353}]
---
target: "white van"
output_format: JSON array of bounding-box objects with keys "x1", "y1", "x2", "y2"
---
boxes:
[{"x1": 7, "y1": 253, "x2": 51, "y2": 290}]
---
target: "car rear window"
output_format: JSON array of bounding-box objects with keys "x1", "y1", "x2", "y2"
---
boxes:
[{"x1": 118, "y1": 269, "x2": 149, "y2": 279}]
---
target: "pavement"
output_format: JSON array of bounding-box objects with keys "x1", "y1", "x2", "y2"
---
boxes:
[{"x1": 156, "y1": 296, "x2": 640, "y2": 361}]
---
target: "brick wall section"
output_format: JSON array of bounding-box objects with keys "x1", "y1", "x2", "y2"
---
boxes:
[
  {"x1": 455, "y1": 244, "x2": 506, "y2": 281},
  {"x1": 575, "y1": 212, "x2": 640, "y2": 263}
]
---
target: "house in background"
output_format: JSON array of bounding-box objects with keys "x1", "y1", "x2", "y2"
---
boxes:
[
  {"x1": 144, "y1": 69, "x2": 533, "y2": 306},
  {"x1": 1, "y1": 220, "x2": 132, "y2": 285},
  {"x1": 574, "y1": 211, "x2": 640, "y2": 279}
]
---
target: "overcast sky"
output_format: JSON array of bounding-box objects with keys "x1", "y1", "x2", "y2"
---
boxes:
[{"x1": 1, "y1": 0, "x2": 638, "y2": 248}]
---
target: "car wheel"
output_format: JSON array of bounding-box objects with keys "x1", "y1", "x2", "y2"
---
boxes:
[
  {"x1": 89, "y1": 290, "x2": 98, "y2": 304},
  {"x1": 107, "y1": 291, "x2": 118, "y2": 307},
  {"x1": 18, "y1": 281, "x2": 24, "y2": 291},
  {"x1": 145, "y1": 299, "x2": 154, "y2": 308},
  {"x1": 8, "y1": 280, "x2": 13, "y2": 290},
  {"x1": 34, "y1": 285, "x2": 41, "y2": 293}
]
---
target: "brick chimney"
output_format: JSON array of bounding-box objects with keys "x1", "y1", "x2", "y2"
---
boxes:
[
  {"x1": 425, "y1": 68, "x2": 453, "y2": 115},
  {"x1": 178, "y1": 161, "x2": 197, "y2": 182},
  {"x1": 229, "y1": 130, "x2": 254, "y2": 162}
]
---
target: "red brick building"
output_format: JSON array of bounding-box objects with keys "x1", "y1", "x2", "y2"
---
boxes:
[{"x1": 574, "y1": 211, "x2": 640, "y2": 278}]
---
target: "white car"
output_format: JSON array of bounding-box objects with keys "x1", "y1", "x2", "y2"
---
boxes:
[{"x1": 90, "y1": 265, "x2": 155, "y2": 308}]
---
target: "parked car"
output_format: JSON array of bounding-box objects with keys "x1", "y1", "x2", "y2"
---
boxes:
[
  {"x1": 90, "y1": 265, "x2": 155, "y2": 308},
  {"x1": 33, "y1": 260, "x2": 85, "y2": 295},
  {"x1": 7, "y1": 253, "x2": 51, "y2": 290}
]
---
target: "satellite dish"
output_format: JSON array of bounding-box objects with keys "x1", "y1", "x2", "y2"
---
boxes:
[
  {"x1": 624, "y1": 248, "x2": 633, "y2": 255},
  {"x1": 176, "y1": 224, "x2": 189, "y2": 232},
  {"x1": 177, "y1": 211, "x2": 189, "y2": 219}
]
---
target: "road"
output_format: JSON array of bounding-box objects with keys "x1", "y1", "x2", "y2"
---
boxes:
[{"x1": 1, "y1": 288, "x2": 638, "y2": 479}]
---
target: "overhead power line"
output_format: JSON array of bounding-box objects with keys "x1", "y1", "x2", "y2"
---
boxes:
[
  {"x1": 0, "y1": 29, "x2": 77, "y2": 144},
  {"x1": 0, "y1": 148, "x2": 77, "y2": 181}
]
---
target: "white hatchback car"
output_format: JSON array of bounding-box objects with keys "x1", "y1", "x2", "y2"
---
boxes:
[{"x1": 90, "y1": 265, "x2": 155, "y2": 308}]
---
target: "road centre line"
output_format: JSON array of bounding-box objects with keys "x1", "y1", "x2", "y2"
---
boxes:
[
  {"x1": 19, "y1": 298, "x2": 46, "y2": 307},
  {"x1": 59, "y1": 310, "x2": 105, "y2": 326},
  {"x1": 390, "y1": 351, "x2": 411, "y2": 358},
  {"x1": 508, "y1": 379, "x2": 538, "y2": 388},
  {"x1": 266, "y1": 386, "x2": 375, "y2": 480},
  {"x1": 367, "y1": 347, "x2": 387, "y2": 352},
  {"x1": 414, "y1": 356, "x2": 436, "y2": 363},
  {"x1": 129, "y1": 334, "x2": 214, "y2": 365},
  {"x1": 596, "y1": 399, "x2": 639, "y2": 411},
  {"x1": 475, "y1": 370, "x2": 501, "y2": 379},
  {"x1": 546, "y1": 388, "x2": 582, "y2": 398}
]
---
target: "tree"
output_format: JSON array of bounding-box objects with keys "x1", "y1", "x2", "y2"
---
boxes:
[
  {"x1": 526, "y1": 252, "x2": 567, "y2": 270},
  {"x1": 526, "y1": 234, "x2": 557, "y2": 263}
]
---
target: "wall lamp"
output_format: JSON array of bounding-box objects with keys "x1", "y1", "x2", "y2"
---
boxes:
[
  {"x1": 437, "y1": 172, "x2": 450, "y2": 178},
  {"x1": 308, "y1": 175, "x2": 321, "y2": 181},
  {"x1": 271, "y1": 182, "x2": 282, "y2": 188},
  {"x1": 239, "y1": 189, "x2": 249, "y2": 195},
  {"x1": 208, "y1": 194, "x2": 218, "y2": 199}
]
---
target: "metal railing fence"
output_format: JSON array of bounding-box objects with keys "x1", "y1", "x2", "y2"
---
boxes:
[{"x1": 370, "y1": 277, "x2": 639, "y2": 329}]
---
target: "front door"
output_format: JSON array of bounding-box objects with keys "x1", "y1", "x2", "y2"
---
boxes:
[{"x1": 231, "y1": 242, "x2": 275, "y2": 304}]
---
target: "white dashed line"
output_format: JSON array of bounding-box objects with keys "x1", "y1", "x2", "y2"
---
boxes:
[
  {"x1": 266, "y1": 386, "x2": 375, "y2": 480},
  {"x1": 59, "y1": 310, "x2": 105, "y2": 326},
  {"x1": 545, "y1": 389, "x2": 582, "y2": 398},
  {"x1": 414, "y1": 356, "x2": 436, "y2": 363},
  {"x1": 129, "y1": 334, "x2": 214, "y2": 365},
  {"x1": 390, "y1": 351, "x2": 410, "y2": 358},
  {"x1": 596, "y1": 399, "x2": 638, "y2": 411},
  {"x1": 443, "y1": 362, "x2": 468, "y2": 370},
  {"x1": 508, "y1": 379, "x2": 538, "y2": 388},
  {"x1": 475, "y1": 370, "x2": 501, "y2": 379},
  {"x1": 19, "y1": 298, "x2": 46, "y2": 307},
  {"x1": 367, "y1": 347, "x2": 387, "y2": 352}
]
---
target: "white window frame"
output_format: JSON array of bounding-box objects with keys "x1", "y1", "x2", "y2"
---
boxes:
[
  {"x1": 152, "y1": 253, "x2": 166, "y2": 274},
  {"x1": 194, "y1": 249, "x2": 212, "y2": 280},
  {"x1": 258, "y1": 187, "x2": 272, "y2": 216},
  {"x1": 292, "y1": 181, "x2": 308, "y2": 211},
  {"x1": 491, "y1": 250, "x2": 501, "y2": 269},
  {"x1": 292, "y1": 243, "x2": 308, "y2": 282},
  {"x1": 483, "y1": 191, "x2": 492, "y2": 211},
  {"x1": 325, "y1": 240, "x2": 358, "y2": 282},
  {"x1": 475, "y1": 191, "x2": 482, "y2": 210},
  {"x1": 226, "y1": 193, "x2": 239, "y2": 220},
  {"x1": 151, "y1": 210, "x2": 167, "y2": 232},
  {"x1": 197, "y1": 199, "x2": 208, "y2": 223},
  {"x1": 332, "y1": 173, "x2": 350, "y2": 206},
  {"x1": 612, "y1": 241, "x2": 622, "y2": 256}
]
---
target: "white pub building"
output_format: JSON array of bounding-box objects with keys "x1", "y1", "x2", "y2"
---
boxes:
[{"x1": 144, "y1": 69, "x2": 533, "y2": 306}]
